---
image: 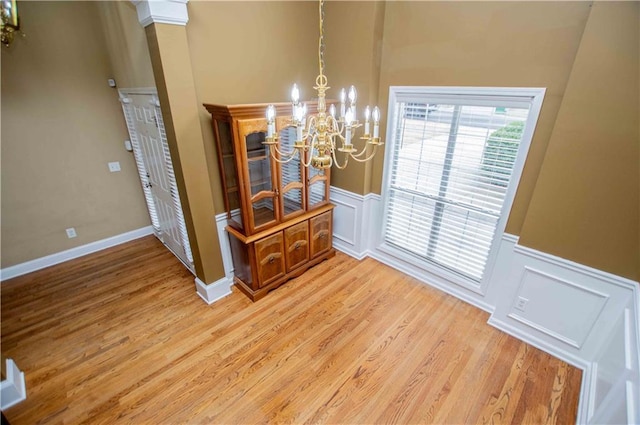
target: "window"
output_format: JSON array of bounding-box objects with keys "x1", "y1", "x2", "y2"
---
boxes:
[{"x1": 381, "y1": 87, "x2": 544, "y2": 290}]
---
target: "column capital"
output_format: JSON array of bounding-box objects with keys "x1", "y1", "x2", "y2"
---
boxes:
[{"x1": 132, "y1": 0, "x2": 189, "y2": 27}]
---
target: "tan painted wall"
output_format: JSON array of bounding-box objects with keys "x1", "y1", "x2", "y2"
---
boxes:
[
  {"x1": 185, "y1": 1, "x2": 320, "y2": 213},
  {"x1": 519, "y1": 2, "x2": 639, "y2": 281},
  {"x1": 371, "y1": 1, "x2": 592, "y2": 235},
  {"x1": 0, "y1": 1, "x2": 151, "y2": 269},
  {"x1": 323, "y1": 1, "x2": 386, "y2": 195},
  {"x1": 95, "y1": 1, "x2": 155, "y2": 89}
]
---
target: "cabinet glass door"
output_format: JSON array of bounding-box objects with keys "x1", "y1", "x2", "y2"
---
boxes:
[
  {"x1": 215, "y1": 120, "x2": 243, "y2": 230},
  {"x1": 240, "y1": 119, "x2": 278, "y2": 232},
  {"x1": 277, "y1": 123, "x2": 305, "y2": 219}
]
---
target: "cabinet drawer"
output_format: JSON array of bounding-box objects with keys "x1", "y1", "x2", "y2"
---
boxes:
[
  {"x1": 284, "y1": 221, "x2": 309, "y2": 272},
  {"x1": 310, "y1": 211, "x2": 332, "y2": 259},
  {"x1": 254, "y1": 232, "x2": 285, "y2": 288}
]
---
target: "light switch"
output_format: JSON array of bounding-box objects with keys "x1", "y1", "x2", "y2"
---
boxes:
[{"x1": 108, "y1": 162, "x2": 121, "y2": 172}]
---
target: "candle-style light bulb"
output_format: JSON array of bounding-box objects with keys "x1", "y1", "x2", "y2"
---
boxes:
[
  {"x1": 364, "y1": 106, "x2": 371, "y2": 135},
  {"x1": 291, "y1": 84, "x2": 300, "y2": 104},
  {"x1": 266, "y1": 104, "x2": 276, "y2": 137},
  {"x1": 348, "y1": 85, "x2": 357, "y2": 105},
  {"x1": 345, "y1": 107, "x2": 354, "y2": 145},
  {"x1": 372, "y1": 106, "x2": 381, "y2": 138},
  {"x1": 329, "y1": 104, "x2": 336, "y2": 119},
  {"x1": 345, "y1": 107, "x2": 354, "y2": 125},
  {"x1": 372, "y1": 106, "x2": 380, "y2": 123}
]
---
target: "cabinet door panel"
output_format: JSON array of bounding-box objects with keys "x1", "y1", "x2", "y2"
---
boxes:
[
  {"x1": 310, "y1": 211, "x2": 332, "y2": 258},
  {"x1": 277, "y1": 125, "x2": 306, "y2": 219},
  {"x1": 284, "y1": 221, "x2": 309, "y2": 272},
  {"x1": 255, "y1": 232, "x2": 285, "y2": 288},
  {"x1": 238, "y1": 118, "x2": 279, "y2": 233},
  {"x1": 214, "y1": 120, "x2": 244, "y2": 231},
  {"x1": 308, "y1": 167, "x2": 329, "y2": 210}
]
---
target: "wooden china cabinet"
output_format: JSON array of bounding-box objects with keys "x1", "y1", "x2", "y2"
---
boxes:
[{"x1": 204, "y1": 102, "x2": 335, "y2": 301}]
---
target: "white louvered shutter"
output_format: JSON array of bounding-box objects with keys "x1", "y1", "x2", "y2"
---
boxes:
[
  {"x1": 153, "y1": 102, "x2": 194, "y2": 265},
  {"x1": 121, "y1": 99, "x2": 161, "y2": 236}
]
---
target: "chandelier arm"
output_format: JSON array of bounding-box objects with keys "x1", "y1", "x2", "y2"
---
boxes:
[
  {"x1": 348, "y1": 145, "x2": 379, "y2": 163},
  {"x1": 301, "y1": 136, "x2": 315, "y2": 168},
  {"x1": 269, "y1": 147, "x2": 301, "y2": 164},
  {"x1": 351, "y1": 143, "x2": 373, "y2": 158},
  {"x1": 269, "y1": 144, "x2": 299, "y2": 162},
  {"x1": 330, "y1": 146, "x2": 350, "y2": 170}
]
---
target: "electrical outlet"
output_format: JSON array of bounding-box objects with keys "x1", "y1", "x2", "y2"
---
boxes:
[
  {"x1": 108, "y1": 161, "x2": 121, "y2": 172},
  {"x1": 515, "y1": 296, "x2": 529, "y2": 312},
  {"x1": 66, "y1": 228, "x2": 77, "y2": 239}
]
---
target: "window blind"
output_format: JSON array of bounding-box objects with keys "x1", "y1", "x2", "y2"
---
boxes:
[{"x1": 384, "y1": 101, "x2": 530, "y2": 282}]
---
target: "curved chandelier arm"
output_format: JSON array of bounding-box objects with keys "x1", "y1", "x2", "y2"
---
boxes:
[
  {"x1": 348, "y1": 144, "x2": 380, "y2": 163},
  {"x1": 269, "y1": 145, "x2": 301, "y2": 164},
  {"x1": 330, "y1": 147, "x2": 350, "y2": 170},
  {"x1": 301, "y1": 134, "x2": 317, "y2": 168},
  {"x1": 351, "y1": 143, "x2": 373, "y2": 158}
]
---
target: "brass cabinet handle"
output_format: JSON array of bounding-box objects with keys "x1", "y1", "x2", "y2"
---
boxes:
[{"x1": 269, "y1": 256, "x2": 275, "y2": 264}]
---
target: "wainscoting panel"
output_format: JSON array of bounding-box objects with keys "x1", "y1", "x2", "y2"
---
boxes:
[
  {"x1": 329, "y1": 186, "x2": 379, "y2": 260},
  {"x1": 507, "y1": 266, "x2": 609, "y2": 349},
  {"x1": 488, "y1": 241, "x2": 639, "y2": 424}
]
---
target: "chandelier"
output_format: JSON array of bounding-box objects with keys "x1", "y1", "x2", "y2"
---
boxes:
[
  {"x1": 1, "y1": 0, "x2": 21, "y2": 47},
  {"x1": 263, "y1": 0, "x2": 383, "y2": 170}
]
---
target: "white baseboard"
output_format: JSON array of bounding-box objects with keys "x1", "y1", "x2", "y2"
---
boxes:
[
  {"x1": 0, "y1": 358, "x2": 26, "y2": 410},
  {"x1": 0, "y1": 226, "x2": 155, "y2": 282},
  {"x1": 195, "y1": 276, "x2": 232, "y2": 305}
]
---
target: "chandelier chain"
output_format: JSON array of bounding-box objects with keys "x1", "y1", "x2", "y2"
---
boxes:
[{"x1": 318, "y1": 0, "x2": 325, "y2": 78}]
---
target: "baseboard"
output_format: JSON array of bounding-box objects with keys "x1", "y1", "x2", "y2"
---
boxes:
[
  {"x1": 0, "y1": 358, "x2": 26, "y2": 410},
  {"x1": 195, "y1": 276, "x2": 232, "y2": 305},
  {"x1": 0, "y1": 226, "x2": 155, "y2": 282},
  {"x1": 333, "y1": 239, "x2": 369, "y2": 261},
  {"x1": 368, "y1": 247, "x2": 495, "y2": 313}
]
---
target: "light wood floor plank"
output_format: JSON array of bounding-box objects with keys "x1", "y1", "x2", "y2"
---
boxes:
[{"x1": 1, "y1": 235, "x2": 581, "y2": 424}]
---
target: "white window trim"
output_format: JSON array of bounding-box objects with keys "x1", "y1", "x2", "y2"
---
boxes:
[{"x1": 379, "y1": 86, "x2": 546, "y2": 295}]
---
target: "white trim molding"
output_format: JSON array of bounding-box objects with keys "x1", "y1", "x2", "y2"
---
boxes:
[
  {"x1": 0, "y1": 358, "x2": 26, "y2": 410},
  {"x1": 195, "y1": 276, "x2": 232, "y2": 305},
  {"x1": 215, "y1": 212, "x2": 235, "y2": 281},
  {"x1": 0, "y1": 226, "x2": 155, "y2": 282},
  {"x1": 488, "y1": 241, "x2": 640, "y2": 425},
  {"x1": 191, "y1": 213, "x2": 235, "y2": 305},
  {"x1": 329, "y1": 186, "x2": 379, "y2": 260},
  {"x1": 132, "y1": 0, "x2": 189, "y2": 27}
]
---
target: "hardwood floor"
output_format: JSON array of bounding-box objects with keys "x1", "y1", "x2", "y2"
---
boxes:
[{"x1": 1, "y1": 236, "x2": 582, "y2": 424}]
